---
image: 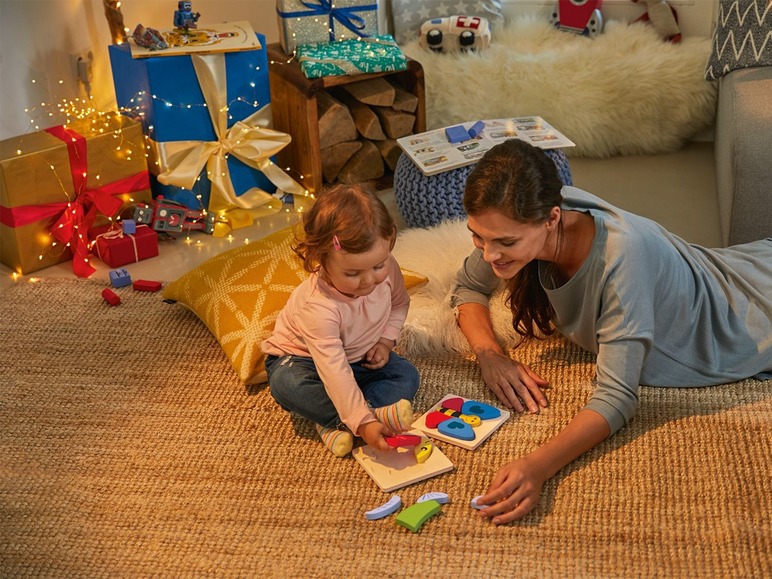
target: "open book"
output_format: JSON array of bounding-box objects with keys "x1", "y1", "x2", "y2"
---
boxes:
[{"x1": 397, "y1": 116, "x2": 575, "y2": 177}]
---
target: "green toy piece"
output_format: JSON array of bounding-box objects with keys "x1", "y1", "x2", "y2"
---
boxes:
[{"x1": 395, "y1": 499, "x2": 442, "y2": 533}]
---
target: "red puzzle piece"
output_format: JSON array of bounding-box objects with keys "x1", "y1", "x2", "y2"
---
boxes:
[
  {"x1": 425, "y1": 411, "x2": 451, "y2": 429},
  {"x1": 442, "y1": 397, "x2": 464, "y2": 412}
]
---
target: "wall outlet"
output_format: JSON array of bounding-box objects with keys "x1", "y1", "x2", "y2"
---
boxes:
[{"x1": 70, "y1": 50, "x2": 94, "y2": 85}]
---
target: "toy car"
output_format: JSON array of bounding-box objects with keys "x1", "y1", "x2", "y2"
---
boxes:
[
  {"x1": 133, "y1": 196, "x2": 215, "y2": 234},
  {"x1": 550, "y1": 0, "x2": 604, "y2": 37},
  {"x1": 419, "y1": 15, "x2": 491, "y2": 53}
]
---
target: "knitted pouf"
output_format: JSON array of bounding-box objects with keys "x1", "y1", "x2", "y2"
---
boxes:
[{"x1": 393, "y1": 148, "x2": 573, "y2": 228}]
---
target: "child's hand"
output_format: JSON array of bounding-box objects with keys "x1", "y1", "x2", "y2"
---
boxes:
[
  {"x1": 359, "y1": 420, "x2": 391, "y2": 451},
  {"x1": 361, "y1": 339, "x2": 394, "y2": 370}
]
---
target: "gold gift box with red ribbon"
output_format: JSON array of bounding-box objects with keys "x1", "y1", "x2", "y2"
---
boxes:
[{"x1": 0, "y1": 113, "x2": 152, "y2": 276}]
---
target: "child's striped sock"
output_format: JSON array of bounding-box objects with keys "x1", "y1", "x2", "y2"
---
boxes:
[
  {"x1": 372, "y1": 399, "x2": 414, "y2": 433},
  {"x1": 315, "y1": 424, "x2": 353, "y2": 458}
]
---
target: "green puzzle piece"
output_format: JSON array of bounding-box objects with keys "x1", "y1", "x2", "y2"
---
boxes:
[{"x1": 395, "y1": 499, "x2": 442, "y2": 533}]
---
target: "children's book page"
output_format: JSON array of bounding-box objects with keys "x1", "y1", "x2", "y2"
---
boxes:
[{"x1": 396, "y1": 116, "x2": 575, "y2": 176}]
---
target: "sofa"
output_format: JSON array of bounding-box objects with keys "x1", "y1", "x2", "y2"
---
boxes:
[{"x1": 714, "y1": 66, "x2": 772, "y2": 246}]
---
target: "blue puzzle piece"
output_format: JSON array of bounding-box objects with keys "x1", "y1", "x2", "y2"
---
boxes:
[
  {"x1": 438, "y1": 417, "x2": 475, "y2": 441},
  {"x1": 109, "y1": 268, "x2": 132, "y2": 288},
  {"x1": 462, "y1": 400, "x2": 501, "y2": 420}
]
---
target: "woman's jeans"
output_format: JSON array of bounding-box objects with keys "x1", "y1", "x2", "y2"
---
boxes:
[{"x1": 265, "y1": 352, "x2": 420, "y2": 430}]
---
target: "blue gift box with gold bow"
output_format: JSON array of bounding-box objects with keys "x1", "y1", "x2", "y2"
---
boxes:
[
  {"x1": 276, "y1": 0, "x2": 378, "y2": 55},
  {"x1": 109, "y1": 34, "x2": 305, "y2": 234}
]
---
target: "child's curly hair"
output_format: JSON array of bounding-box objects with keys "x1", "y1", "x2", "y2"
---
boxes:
[{"x1": 293, "y1": 183, "x2": 397, "y2": 274}]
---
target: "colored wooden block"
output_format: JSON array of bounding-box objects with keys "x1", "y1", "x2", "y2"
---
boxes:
[
  {"x1": 467, "y1": 120, "x2": 485, "y2": 138},
  {"x1": 395, "y1": 499, "x2": 441, "y2": 533},
  {"x1": 425, "y1": 410, "x2": 450, "y2": 429},
  {"x1": 101, "y1": 287, "x2": 121, "y2": 306},
  {"x1": 385, "y1": 434, "x2": 422, "y2": 448},
  {"x1": 437, "y1": 418, "x2": 475, "y2": 441},
  {"x1": 109, "y1": 268, "x2": 132, "y2": 288},
  {"x1": 445, "y1": 124, "x2": 470, "y2": 143},
  {"x1": 417, "y1": 492, "x2": 450, "y2": 504},
  {"x1": 121, "y1": 219, "x2": 137, "y2": 235},
  {"x1": 414, "y1": 439, "x2": 433, "y2": 464},
  {"x1": 365, "y1": 495, "x2": 402, "y2": 520},
  {"x1": 133, "y1": 279, "x2": 162, "y2": 292}
]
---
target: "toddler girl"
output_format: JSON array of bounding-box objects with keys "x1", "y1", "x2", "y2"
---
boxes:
[{"x1": 262, "y1": 184, "x2": 419, "y2": 457}]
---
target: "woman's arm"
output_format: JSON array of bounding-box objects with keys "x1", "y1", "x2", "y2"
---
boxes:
[
  {"x1": 475, "y1": 408, "x2": 610, "y2": 524},
  {"x1": 457, "y1": 302, "x2": 548, "y2": 413}
]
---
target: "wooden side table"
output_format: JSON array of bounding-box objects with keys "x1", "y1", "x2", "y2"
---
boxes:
[{"x1": 266, "y1": 43, "x2": 426, "y2": 195}]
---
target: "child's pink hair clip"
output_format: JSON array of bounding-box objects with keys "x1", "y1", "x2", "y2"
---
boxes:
[{"x1": 332, "y1": 235, "x2": 341, "y2": 251}]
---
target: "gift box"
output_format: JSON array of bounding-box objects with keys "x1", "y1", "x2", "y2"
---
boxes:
[
  {"x1": 0, "y1": 114, "x2": 152, "y2": 276},
  {"x1": 89, "y1": 223, "x2": 159, "y2": 268},
  {"x1": 276, "y1": 0, "x2": 378, "y2": 55},
  {"x1": 109, "y1": 33, "x2": 305, "y2": 226},
  {"x1": 297, "y1": 35, "x2": 407, "y2": 79}
]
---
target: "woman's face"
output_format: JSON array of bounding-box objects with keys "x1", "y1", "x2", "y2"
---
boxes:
[
  {"x1": 467, "y1": 208, "x2": 557, "y2": 279},
  {"x1": 322, "y1": 236, "x2": 392, "y2": 297}
]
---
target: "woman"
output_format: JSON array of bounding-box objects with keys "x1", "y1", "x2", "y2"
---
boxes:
[{"x1": 453, "y1": 139, "x2": 772, "y2": 524}]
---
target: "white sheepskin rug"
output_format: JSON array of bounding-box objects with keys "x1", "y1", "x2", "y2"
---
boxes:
[
  {"x1": 392, "y1": 219, "x2": 521, "y2": 357},
  {"x1": 401, "y1": 16, "x2": 717, "y2": 158}
]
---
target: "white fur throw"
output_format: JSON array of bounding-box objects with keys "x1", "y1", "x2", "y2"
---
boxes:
[
  {"x1": 401, "y1": 16, "x2": 718, "y2": 158},
  {"x1": 393, "y1": 219, "x2": 521, "y2": 356}
]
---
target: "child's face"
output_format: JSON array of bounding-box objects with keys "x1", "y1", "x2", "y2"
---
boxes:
[{"x1": 323, "y1": 237, "x2": 392, "y2": 298}]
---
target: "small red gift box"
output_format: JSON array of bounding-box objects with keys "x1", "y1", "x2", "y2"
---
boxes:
[{"x1": 90, "y1": 223, "x2": 158, "y2": 268}]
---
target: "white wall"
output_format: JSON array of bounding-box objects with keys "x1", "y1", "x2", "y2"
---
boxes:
[{"x1": 0, "y1": 0, "x2": 717, "y2": 140}]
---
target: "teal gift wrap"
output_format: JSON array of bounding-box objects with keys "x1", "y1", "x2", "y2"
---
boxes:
[{"x1": 297, "y1": 35, "x2": 407, "y2": 79}]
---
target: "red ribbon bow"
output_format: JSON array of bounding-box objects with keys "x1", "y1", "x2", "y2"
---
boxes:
[{"x1": 44, "y1": 125, "x2": 144, "y2": 278}]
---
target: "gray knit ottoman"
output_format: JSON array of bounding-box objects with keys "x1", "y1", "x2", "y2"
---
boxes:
[{"x1": 393, "y1": 148, "x2": 573, "y2": 228}]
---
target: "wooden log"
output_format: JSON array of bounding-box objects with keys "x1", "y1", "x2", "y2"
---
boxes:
[
  {"x1": 320, "y1": 140, "x2": 362, "y2": 183},
  {"x1": 336, "y1": 140, "x2": 384, "y2": 184},
  {"x1": 317, "y1": 91, "x2": 357, "y2": 149},
  {"x1": 373, "y1": 107, "x2": 415, "y2": 139},
  {"x1": 374, "y1": 139, "x2": 403, "y2": 173},
  {"x1": 387, "y1": 79, "x2": 419, "y2": 113},
  {"x1": 341, "y1": 77, "x2": 395, "y2": 107},
  {"x1": 330, "y1": 88, "x2": 386, "y2": 141}
]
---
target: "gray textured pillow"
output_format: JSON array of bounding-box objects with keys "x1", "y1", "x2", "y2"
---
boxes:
[
  {"x1": 388, "y1": 0, "x2": 504, "y2": 45},
  {"x1": 705, "y1": 0, "x2": 772, "y2": 81}
]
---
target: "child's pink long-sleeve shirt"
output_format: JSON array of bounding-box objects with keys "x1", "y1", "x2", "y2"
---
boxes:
[{"x1": 261, "y1": 255, "x2": 410, "y2": 434}]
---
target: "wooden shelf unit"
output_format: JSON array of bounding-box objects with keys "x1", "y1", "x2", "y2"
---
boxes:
[{"x1": 267, "y1": 43, "x2": 426, "y2": 195}]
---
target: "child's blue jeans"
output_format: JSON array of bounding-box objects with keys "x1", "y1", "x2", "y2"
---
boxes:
[{"x1": 265, "y1": 352, "x2": 420, "y2": 431}]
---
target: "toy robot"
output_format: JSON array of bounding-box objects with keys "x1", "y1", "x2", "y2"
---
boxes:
[
  {"x1": 173, "y1": 1, "x2": 200, "y2": 32},
  {"x1": 133, "y1": 197, "x2": 215, "y2": 235},
  {"x1": 550, "y1": 0, "x2": 604, "y2": 37}
]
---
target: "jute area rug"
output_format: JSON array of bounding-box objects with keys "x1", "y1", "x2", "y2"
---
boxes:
[{"x1": 2, "y1": 279, "x2": 770, "y2": 578}]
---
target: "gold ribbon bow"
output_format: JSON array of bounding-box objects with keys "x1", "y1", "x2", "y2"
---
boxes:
[{"x1": 154, "y1": 53, "x2": 306, "y2": 235}]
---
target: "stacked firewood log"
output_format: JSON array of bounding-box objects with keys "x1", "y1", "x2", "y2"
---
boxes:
[{"x1": 318, "y1": 77, "x2": 419, "y2": 185}]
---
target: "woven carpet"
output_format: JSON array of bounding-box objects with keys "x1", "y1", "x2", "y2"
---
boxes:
[{"x1": 2, "y1": 279, "x2": 770, "y2": 577}]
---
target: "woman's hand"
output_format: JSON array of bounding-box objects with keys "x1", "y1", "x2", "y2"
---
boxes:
[
  {"x1": 474, "y1": 455, "x2": 546, "y2": 524},
  {"x1": 476, "y1": 349, "x2": 549, "y2": 413},
  {"x1": 361, "y1": 338, "x2": 394, "y2": 370},
  {"x1": 358, "y1": 420, "x2": 391, "y2": 451}
]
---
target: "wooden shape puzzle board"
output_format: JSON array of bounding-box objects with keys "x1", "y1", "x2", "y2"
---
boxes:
[{"x1": 412, "y1": 394, "x2": 510, "y2": 450}]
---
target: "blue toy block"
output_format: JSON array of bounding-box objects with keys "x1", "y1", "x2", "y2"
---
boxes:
[
  {"x1": 445, "y1": 124, "x2": 470, "y2": 143},
  {"x1": 467, "y1": 120, "x2": 485, "y2": 138},
  {"x1": 109, "y1": 268, "x2": 132, "y2": 288},
  {"x1": 122, "y1": 219, "x2": 137, "y2": 235}
]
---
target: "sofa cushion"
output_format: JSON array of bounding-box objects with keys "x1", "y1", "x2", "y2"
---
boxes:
[{"x1": 705, "y1": 0, "x2": 772, "y2": 81}]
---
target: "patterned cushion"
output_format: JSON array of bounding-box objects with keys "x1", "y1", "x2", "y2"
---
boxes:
[
  {"x1": 705, "y1": 0, "x2": 772, "y2": 81},
  {"x1": 387, "y1": 0, "x2": 504, "y2": 45},
  {"x1": 162, "y1": 226, "x2": 428, "y2": 383}
]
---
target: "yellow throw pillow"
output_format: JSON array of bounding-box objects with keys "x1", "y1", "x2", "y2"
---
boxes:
[{"x1": 163, "y1": 225, "x2": 428, "y2": 384}]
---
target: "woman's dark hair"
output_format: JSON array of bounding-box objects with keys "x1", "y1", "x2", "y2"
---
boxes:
[
  {"x1": 463, "y1": 139, "x2": 564, "y2": 342},
  {"x1": 293, "y1": 183, "x2": 397, "y2": 274}
]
